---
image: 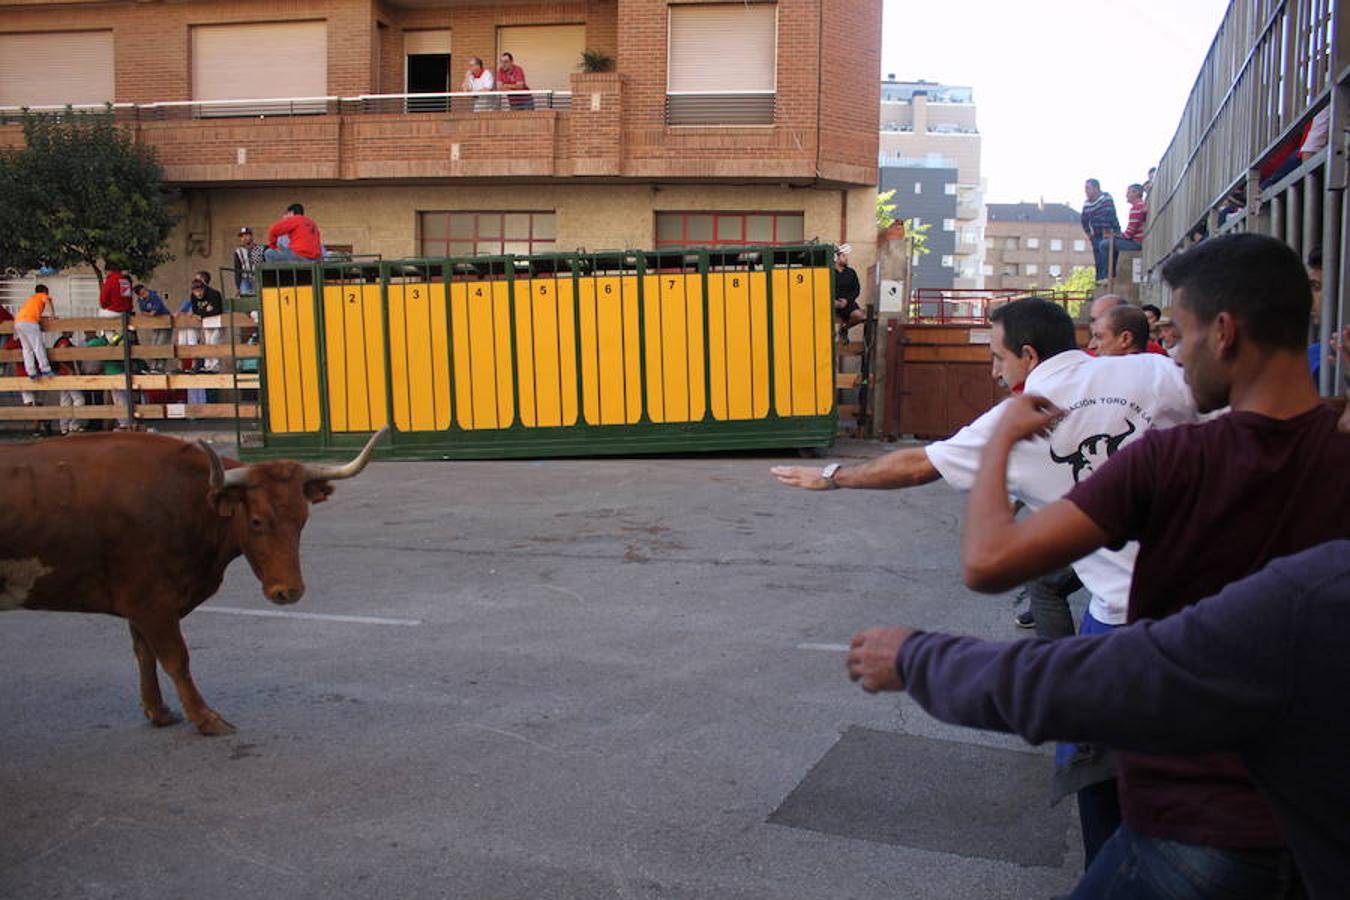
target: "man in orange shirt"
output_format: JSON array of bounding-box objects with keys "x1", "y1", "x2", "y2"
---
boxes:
[
  {"x1": 15, "y1": 284, "x2": 56, "y2": 378},
  {"x1": 265, "y1": 203, "x2": 325, "y2": 261}
]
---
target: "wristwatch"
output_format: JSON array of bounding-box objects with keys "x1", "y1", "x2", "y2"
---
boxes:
[{"x1": 820, "y1": 463, "x2": 842, "y2": 490}]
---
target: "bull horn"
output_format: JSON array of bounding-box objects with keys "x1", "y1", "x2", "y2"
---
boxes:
[
  {"x1": 301, "y1": 426, "x2": 389, "y2": 483},
  {"x1": 200, "y1": 440, "x2": 250, "y2": 490}
]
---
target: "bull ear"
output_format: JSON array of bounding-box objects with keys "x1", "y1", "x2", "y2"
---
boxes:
[
  {"x1": 210, "y1": 487, "x2": 245, "y2": 518},
  {"x1": 303, "y1": 480, "x2": 334, "y2": 505}
]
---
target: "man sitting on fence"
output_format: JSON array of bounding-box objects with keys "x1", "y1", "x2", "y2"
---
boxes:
[
  {"x1": 98, "y1": 266, "x2": 133, "y2": 319},
  {"x1": 832, "y1": 244, "x2": 864, "y2": 340},
  {"x1": 265, "y1": 203, "x2": 325, "y2": 262},
  {"x1": 14, "y1": 284, "x2": 56, "y2": 380}
]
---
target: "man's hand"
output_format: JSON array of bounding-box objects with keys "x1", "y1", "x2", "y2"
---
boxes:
[
  {"x1": 847, "y1": 627, "x2": 915, "y2": 692},
  {"x1": 770, "y1": 465, "x2": 830, "y2": 490},
  {"x1": 993, "y1": 393, "x2": 1065, "y2": 446},
  {"x1": 833, "y1": 297, "x2": 847, "y2": 309}
]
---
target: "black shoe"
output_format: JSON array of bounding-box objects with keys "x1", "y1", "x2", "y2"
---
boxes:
[{"x1": 1014, "y1": 608, "x2": 1035, "y2": 629}]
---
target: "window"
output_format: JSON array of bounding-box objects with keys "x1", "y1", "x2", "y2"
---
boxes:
[
  {"x1": 1024, "y1": 263, "x2": 1039, "y2": 275},
  {"x1": 1049, "y1": 264, "x2": 1062, "y2": 277},
  {"x1": 655, "y1": 212, "x2": 804, "y2": 247},
  {"x1": 1026, "y1": 237, "x2": 1040, "y2": 249},
  {"x1": 0, "y1": 31, "x2": 114, "y2": 107},
  {"x1": 944, "y1": 183, "x2": 957, "y2": 195},
  {"x1": 940, "y1": 255, "x2": 954, "y2": 268},
  {"x1": 981, "y1": 264, "x2": 994, "y2": 276},
  {"x1": 419, "y1": 211, "x2": 557, "y2": 257},
  {"x1": 1073, "y1": 239, "x2": 1087, "y2": 252},
  {"x1": 668, "y1": 4, "x2": 776, "y2": 125},
  {"x1": 192, "y1": 22, "x2": 327, "y2": 112},
  {"x1": 942, "y1": 219, "x2": 956, "y2": 232},
  {"x1": 1049, "y1": 238, "x2": 1063, "y2": 251},
  {"x1": 1002, "y1": 265, "x2": 1017, "y2": 277},
  {"x1": 914, "y1": 182, "x2": 923, "y2": 194},
  {"x1": 497, "y1": 25, "x2": 584, "y2": 92},
  {"x1": 1004, "y1": 237, "x2": 1018, "y2": 250}
]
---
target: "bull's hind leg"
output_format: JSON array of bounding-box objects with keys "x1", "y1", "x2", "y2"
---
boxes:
[
  {"x1": 132, "y1": 614, "x2": 236, "y2": 736},
  {"x1": 129, "y1": 622, "x2": 180, "y2": 726}
]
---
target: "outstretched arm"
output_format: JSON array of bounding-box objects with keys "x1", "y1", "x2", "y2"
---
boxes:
[
  {"x1": 961, "y1": 394, "x2": 1108, "y2": 592},
  {"x1": 771, "y1": 446, "x2": 941, "y2": 491}
]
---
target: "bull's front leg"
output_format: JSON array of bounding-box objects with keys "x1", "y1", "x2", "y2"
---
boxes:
[
  {"x1": 130, "y1": 613, "x2": 236, "y2": 736},
  {"x1": 129, "y1": 622, "x2": 180, "y2": 727}
]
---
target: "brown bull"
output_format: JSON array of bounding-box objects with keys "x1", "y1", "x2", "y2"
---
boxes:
[{"x1": 0, "y1": 428, "x2": 387, "y2": 735}]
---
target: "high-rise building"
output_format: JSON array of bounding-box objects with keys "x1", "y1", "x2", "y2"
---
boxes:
[
  {"x1": 984, "y1": 203, "x2": 1094, "y2": 292},
  {"x1": 878, "y1": 78, "x2": 984, "y2": 289}
]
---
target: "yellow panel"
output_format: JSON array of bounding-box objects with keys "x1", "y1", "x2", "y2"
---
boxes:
[
  {"x1": 360, "y1": 284, "x2": 389, "y2": 430},
  {"x1": 710, "y1": 271, "x2": 763, "y2": 421},
  {"x1": 555, "y1": 277, "x2": 579, "y2": 427},
  {"x1": 622, "y1": 276, "x2": 642, "y2": 424},
  {"x1": 647, "y1": 272, "x2": 706, "y2": 423},
  {"x1": 770, "y1": 270, "x2": 792, "y2": 417},
  {"x1": 449, "y1": 282, "x2": 476, "y2": 428},
  {"x1": 683, "y1": 272, "x2": 706, "y2": 422},
  {"x1": 748, "y1": 271, "x2": 770, "y2": 418},
  {"x1": 577, "y1": 277, "x2": 601, "y2": 424},
  {"x1": 492, "y1": 281, "x2": 514, "y2": 428},
  {"x1": 322, "y1": 286, "x2": 349, "y2": 433},
  {"x1": 788, "y1": 268, "x2": 819, "y2": 417},
  {"x1": 516, "y1": 277, "x2": 574, "y2": 429},
  {"x1": 398, "y1": 283, "x2": 438, "y2": 432},
  {"x1": 515, "y1": 279, "x2": 538, "y2": 427},
  {"x1": 295, "y1": 286, "x2": 322, "y2": 431},
  {"x1": 707, "y1": 273, "x2": 728, "y2": 420},
  {"x1": 428, "y1": 282, "x2": 451, "y2": 430},
  {"x1": 261, "y1": 287, "x2": 290, "y2": 433},
  {"x1": 642, "y1": 274, "x2": 665, "y2": 423},
  {"x1": 811, "y1": 267, "x2": 835, "y2": 414},
  {"x1": 387, "y1": 284, "x2": 410, "y2": 432}
]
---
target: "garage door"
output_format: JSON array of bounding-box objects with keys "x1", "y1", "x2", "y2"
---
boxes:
[
  {"x1": 192, "y1": 21, "x2": 327, "y2": 112},
  {"x1": 0, "y1": 31, "x2": 114, "y2": 108},
  {"x1": 495, "y1": 25, "x2": 584, "y2": 93}
]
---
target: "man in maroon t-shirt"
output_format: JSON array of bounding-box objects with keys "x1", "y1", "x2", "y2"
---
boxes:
[{"x1": 939, "y1": 233, "x2": 1350, "y2": 895}]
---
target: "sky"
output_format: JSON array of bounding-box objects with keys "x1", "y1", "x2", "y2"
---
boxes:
[{"x1": 881, "y1": 0, "x2": 1232, "y2": 208}]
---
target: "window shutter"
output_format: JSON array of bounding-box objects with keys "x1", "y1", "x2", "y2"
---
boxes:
[
  {"x1": 404, "y1": 29, "x2": 452, "y2": 56},
  {"x1": 495, "y1": 25, "x2": 585, "y2": 92},
  {"x1": 667, "y1": 5, "x2": 776, "y2": 93},
  {"x1": 0, "y1": 31, "x2": 114, "y2": 107},
  {"x1": 191, "y1": 21, "x2": 328, "y2": 102}
]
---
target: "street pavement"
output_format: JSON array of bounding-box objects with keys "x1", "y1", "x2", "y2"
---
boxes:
[{"x1": 0, "y1": 440, "x2": 1084, "y2": 898}]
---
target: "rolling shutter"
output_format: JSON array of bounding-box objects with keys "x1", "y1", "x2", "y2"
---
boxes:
[
  {"x1": 667, "y1": 5, "x2": 776, "y2": 93},
  {"x1": 495, "y1": 25, "x2": 585, "y2": 92},
  {"x1": 192, "y1": 21, "x2": 328, "y2": 102},
  {"x1": 404, "y1": 29, "x2": 451, "y2": 56},
  {"x1": 0, "y1": 31, "x2": 114, "y2": 107}
]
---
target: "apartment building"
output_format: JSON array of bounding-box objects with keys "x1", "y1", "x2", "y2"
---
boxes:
[
  {"x1": 878, "y1": 78, "x2": 984, "y2": 289},
  {"x1": 984, "y1": 202, "x2": 1094, "y2": 292},
  {"x1": 877, "y1": 165, "x2": 957, "y2": 290},
  {"x1": 0, "y1": 0, "x2": 881, "y2": 299}
]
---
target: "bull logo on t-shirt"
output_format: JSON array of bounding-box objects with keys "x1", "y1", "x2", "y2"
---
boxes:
[{"x1": 1049, "y1": 419, "x2": 1136, "y2": 483}]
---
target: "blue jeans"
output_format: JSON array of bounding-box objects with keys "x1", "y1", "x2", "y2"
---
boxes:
[
  {"x1": 1070, "y1": 826, "x2": 1304, "y2": 899},
  {"x1": 263, "y1": 234, "x2": 325, "y2": 263},
  {"x1": 1095, "y1": 237, "x2": 1142, "y2": 279}
]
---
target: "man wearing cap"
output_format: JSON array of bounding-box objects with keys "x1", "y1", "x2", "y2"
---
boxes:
[
  {"x1": 833, "y1": 244, "x2": 863, "y2": 339},
  {"x1": 233, "y1": 227, "x2": 266, "y2": 295}
]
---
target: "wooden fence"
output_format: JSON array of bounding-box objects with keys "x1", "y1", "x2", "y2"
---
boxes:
[{"x1": 0, "y1": 313, "x2": 259, "y2": 428}]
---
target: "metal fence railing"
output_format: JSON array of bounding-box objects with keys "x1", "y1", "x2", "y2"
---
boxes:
[
  {"x1": 908, "y1": 288, "x2": 1094, "y2": 325},
  {"x1": 665, "y1": 91, "x2": 775, "y2": 126}
]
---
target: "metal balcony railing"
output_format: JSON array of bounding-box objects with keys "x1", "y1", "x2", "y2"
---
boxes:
[
  {"x1": 665, "y1": 91, "x2": 775, "y2": 126},
  {"x1": 0, "y1": 90, "x2": 573, "y2": 124}
]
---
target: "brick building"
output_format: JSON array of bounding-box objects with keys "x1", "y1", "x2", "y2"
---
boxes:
[
  {"x1": 983, "y1": 202, "x2": 1094, "y2": 293},
  {"x1": 0, "y1": 0, "x2": 880, "y2": 304}
]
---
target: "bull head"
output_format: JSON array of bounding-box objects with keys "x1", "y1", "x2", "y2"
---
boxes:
[
  {"x1": 198, "y1": 428, "x2": 388, "y2": 604},
  {"x1": 1049, "y1": 419, "x2": 1136, "y2": 483}
]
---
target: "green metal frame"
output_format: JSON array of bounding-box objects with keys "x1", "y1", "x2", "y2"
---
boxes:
[{"x1": 243, "y1": 245, "x2": 837, "y2": 460}]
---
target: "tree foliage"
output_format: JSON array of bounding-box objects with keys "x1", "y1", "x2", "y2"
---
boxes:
[
  {"x1": 905, "y1": 218, "x2": 931, "y2": 258},
  {"x1": 1053, "y1": 265, "x2": 1097, "y2": 294},
  {"x1": 876, "y1": 189, "x2": 897, "y2": 229},
  {"x1": 0, "y1": 108, "x2": 178, "y2": 283}
]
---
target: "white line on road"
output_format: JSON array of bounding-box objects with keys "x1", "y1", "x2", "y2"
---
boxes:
[
  {"x1": 796, "y1": 642, "x2": 850, "y2": 652},
  {"x1": 198, "y1": 606, "x2": 423, "y2": 627}
]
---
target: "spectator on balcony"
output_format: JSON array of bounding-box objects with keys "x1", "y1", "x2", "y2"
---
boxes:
[
  {"x1": 233, "y1": 227, "x2": 266, "y2": 295},
  {"x1": 1081, "y1": 179, "x2": 1121, "y2": 281},
  {"x1": 832, "y1": 244, "x2": 863, "y2": 340},
  {"x1": 98, "y1": 266, "x2": 133, "y2": 319},
  {"x1": 265, "y1": 203, "x2": 325, "y2": 262},
  {"x1": 1091, "y1": 305, "x2": 1151, "y2": 358},
  {"x1": 496, "y1": 52, "x2": 534, "y2": 110},
  {"x1": 462, "y1": 57, "x2": 497, "y2": 111}
]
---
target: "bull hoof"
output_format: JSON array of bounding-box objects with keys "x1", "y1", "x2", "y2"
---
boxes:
[
  {"x1": 144, "y1": 707, "x2": 181, "y2": 727},
  {"x1": 195, "y1": 714, "x2": 237, "y2": 737}
]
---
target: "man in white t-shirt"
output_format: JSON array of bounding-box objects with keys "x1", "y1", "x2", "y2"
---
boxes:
[
  {"x1": 771, "y1": 296, "x2": 1197, "y2": 865},
  {"x1": 462, "y1": 57, "x2": 497, "y2": 111}
]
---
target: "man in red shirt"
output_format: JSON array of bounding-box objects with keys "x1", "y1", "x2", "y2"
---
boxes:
[
  {"x1": 496, "y1": 52, "x2": 534, "y2": 110},
  {"x1": 265, "y1": 203, "x2": 325, "y2": 261},
  {"x1": 98, "y1": 266, "x2": 133, "y2": 317}
]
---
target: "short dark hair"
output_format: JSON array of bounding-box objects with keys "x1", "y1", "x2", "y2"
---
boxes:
[
  {"x1": 989, "y1": 297, "x2": 1078, "y2": 361},
  {"x1": 500, "y1": 52, "x2": 513, "y2": 61},
  {"x1": 1160, "y1": 233, "x2": 1310, "y2": 351},
  {"x1": 133, "y1": 283, "x2": 147, "y2": 294},
  {"x1": 1085, "y1": 178, "x2": 1101, "y2": 190},
  {"x1": 35, "y1": 283, "x2": 48, "y2": 294},
  {"x1": 1307, "y1": 247, "x2": 1322, "y2": 269},
  {"x1": 1141, "y1": 303, "x2": 1162, "y2": 319},
  {"x1": 1105, "y1": 305, "x2": 1150, "y2": 350},
  {"x1": 194, "y1": 270, "x2": 211, "y2": 284},
  {"x1": 287, "y1": 203, "x2": 305, "y2": 216},
  {"x1": 1127, "y1": 183, "x2": 1144, "y2": 194}
]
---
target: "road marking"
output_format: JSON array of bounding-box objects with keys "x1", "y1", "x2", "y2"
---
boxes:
[
  {"x1": 796, "y1": 642, "x2": 850, "y2": 652},
  {"x1": 198, "y1": 606, "x2": 423, "y2": 627}
]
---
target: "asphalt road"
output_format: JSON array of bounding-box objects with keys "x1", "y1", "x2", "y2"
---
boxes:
[{"x1": 1, "y1": 440, "x2": 1083, "y2": 899}]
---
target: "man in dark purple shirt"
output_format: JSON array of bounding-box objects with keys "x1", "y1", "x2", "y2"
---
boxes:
[
  {"x1": 847, "y1": 541, "x2": 1350, "y2": 900},
  {"x1": 943, "y1": 233, "x2": 1350, "y2": 895}
]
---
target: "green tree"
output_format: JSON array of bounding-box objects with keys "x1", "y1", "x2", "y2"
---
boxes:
[
  {"x1": 904, "y1": 218, "x2": 931, "y2": 258},
  {"x1": 1052, "y1": 265, "x2": 1097, "y2": 294},
  {"x1": 876, "y1": 189, "x2": 897, "y2": 229},
  {"x1": 0, "y1": 107, "x2": 178, "y2": 283}
]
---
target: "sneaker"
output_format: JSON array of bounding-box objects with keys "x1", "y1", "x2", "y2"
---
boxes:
[{"x1": 1014, "y1": 608, "x2": 1036, "y2": 629}]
